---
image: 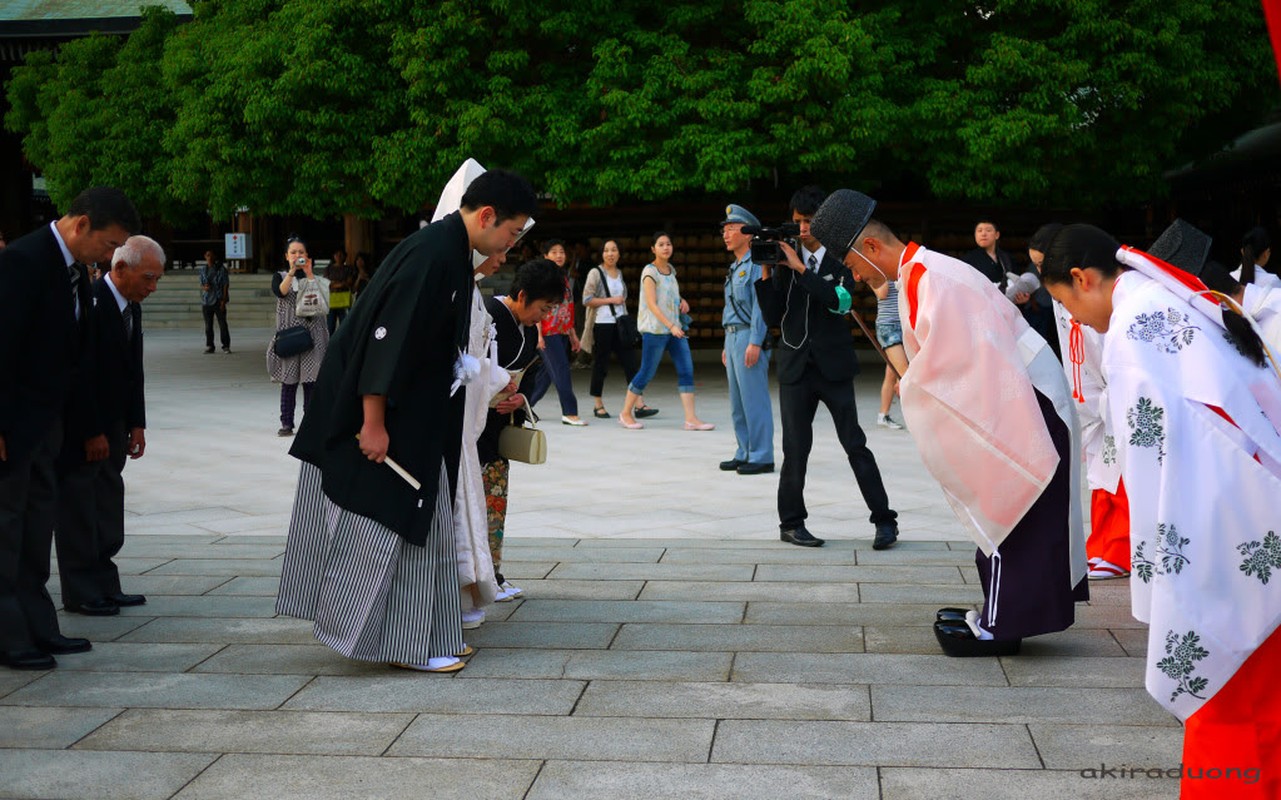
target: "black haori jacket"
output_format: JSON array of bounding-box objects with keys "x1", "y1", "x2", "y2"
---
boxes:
[{"x1": 290, "y1": 212, "x2": 473, "y2": 546}]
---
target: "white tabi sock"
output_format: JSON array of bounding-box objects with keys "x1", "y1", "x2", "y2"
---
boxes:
[{"x1": 965, "y1": 610, "x2": 995, "y2": 641}]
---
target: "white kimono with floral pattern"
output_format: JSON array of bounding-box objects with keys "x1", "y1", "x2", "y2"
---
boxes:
[{"x1": 1104, "y1": 260, "x2": 1281, "y2": 721}]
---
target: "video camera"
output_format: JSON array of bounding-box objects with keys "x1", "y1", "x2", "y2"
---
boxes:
[{"x1": 744, "y1": 223, "x2": 801, "y2": 265}]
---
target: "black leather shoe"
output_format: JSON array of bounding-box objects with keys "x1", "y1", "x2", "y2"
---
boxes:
[
  {"x1": 872, "y1": 521, "x2": 899, "y2": 550},
  {"x1": 736, "y1": 462, "x2": 775, "y2": 475},
  {"x1": 64, "y1": 598, "x2": 120, "y2": 616},
  {"x1": 107, "y1": 593, "x2": 146, "y2": 607},
  {"x1": 0, "y1": 650, "x2": 56, "y2": 670},
  {"x1": 936, "y1": 607, "x2": 971, "y2": 623},
  {"x1": 780, "y1": 527, "x2": 825, "y2": 547},
  {"x1": 719, "y1": 459, "x2": 745, "y2": 471},
  {"x1": 35, "y1": 635, "x2": 91, "y2": 655},
  {"x1": 634, "y1": 406, "x2": 659, "y2": 419},
  {"x1": 933, "y1": 620, "x2": 1021, "y2": 657}
]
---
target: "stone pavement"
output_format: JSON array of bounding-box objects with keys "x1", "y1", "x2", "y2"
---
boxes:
[{"x1": 1, "y1": 330, "x2": 1180, "y2": 800}]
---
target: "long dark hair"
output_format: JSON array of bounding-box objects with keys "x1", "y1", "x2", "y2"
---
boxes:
[
  {"x1": 1044, "y1": 224, "x2": 1265, "y2": 367},
  {"x1": 1239, "y1": 226, "x2": 1271, "y2": 285}
]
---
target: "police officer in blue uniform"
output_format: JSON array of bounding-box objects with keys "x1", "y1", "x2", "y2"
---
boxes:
[{"x1": 719, "y1": 205, "x2": 775, "y2": 474}]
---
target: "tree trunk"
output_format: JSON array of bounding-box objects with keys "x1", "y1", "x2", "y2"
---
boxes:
[{"x1": 344, "y1": 213, "x2": 373, "y2": 261}]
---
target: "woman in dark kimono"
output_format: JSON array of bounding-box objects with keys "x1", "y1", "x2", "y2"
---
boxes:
[{"x1": 478, "y1": 259, "x2": 566, "y2": 606}]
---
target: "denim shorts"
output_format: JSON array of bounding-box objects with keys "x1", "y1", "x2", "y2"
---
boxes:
[{"x1": 876, "y1": 321, "x2": 903, "y2": 349}]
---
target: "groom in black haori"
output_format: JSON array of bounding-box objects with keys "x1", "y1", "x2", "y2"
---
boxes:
[{"x1": 276, "y1": 170, "x2": 538, "y2": 673}]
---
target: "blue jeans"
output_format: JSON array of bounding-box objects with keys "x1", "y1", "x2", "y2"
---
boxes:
[
  {"x1": 629, "y1": 333, "x2": 695, "y2": 394},
  {"x1": 528, "y1": 334, "x2": 579, "y2": 416}
]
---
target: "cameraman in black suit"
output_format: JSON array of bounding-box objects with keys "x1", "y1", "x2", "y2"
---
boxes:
[
  {"x1": 0, "y1": 187, "x2": 139, "y2": 670},
  {"x1": 755, "y1": 186, "x2": 898, "y2": 549},
  {"x1": 55, "y1": 236, "x2": 162, "y2": 619}
]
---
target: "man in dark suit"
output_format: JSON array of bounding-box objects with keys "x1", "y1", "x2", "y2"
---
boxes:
[
  {"x1": 755, "y1": 186, "x2": 898, "y2": 549},
  {"x1": 55, "y1": 236, "x2": 162, "y2": 618},
  {"x1": 0, "y1": 187, "x2": 139, "y2": 670}
]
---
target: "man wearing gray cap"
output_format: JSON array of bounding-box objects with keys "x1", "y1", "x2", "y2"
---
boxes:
[
  {"x1": 808, "y1": 188, "x2": 1087, "y2": 657},
  {"x1": 719, "y1": 204, "x2": 774, "y2": 475}
]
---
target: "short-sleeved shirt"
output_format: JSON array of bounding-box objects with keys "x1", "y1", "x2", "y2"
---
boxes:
[
  {"x1": 877, "y1": 280, "x2": 900, "y2": 328},
  {"x1": 199, "y1": 264, "x2": 229, "y2": 307},
  {"x1": 638, "y1": 264, "x2": 681, "y2": 335}
]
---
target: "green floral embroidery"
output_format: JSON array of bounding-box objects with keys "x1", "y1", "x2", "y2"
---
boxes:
[
  {"x1": 1237, "y1": 531, "x2": 1281, "y2": 585},
  {"x1": 1156, "y1": 630, "x2": 1209, "y2": 703},
  {"x1": 1133, "y1": 542, "x2": 1154, "y2": 583},
  {"x1": 1126, "y1": 397, "x2": 1167, "y2": 464},
  {"x1": 1127, "y1": 308, "x2": 1199, "y2": 353},
  {"x1": 1102, "y1": 434, "x2": 1117, "y2": 466},
  {"x1": 1131, "y1": 524, "x2": 1190, "y2": 584}
]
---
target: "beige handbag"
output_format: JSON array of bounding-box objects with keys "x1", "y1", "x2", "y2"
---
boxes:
[{"x1": 498, "y1": 398, "x2": 547, "y2": 464}]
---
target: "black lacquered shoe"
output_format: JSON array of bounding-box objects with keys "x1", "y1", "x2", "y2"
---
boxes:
[
  {"x1": 736, "y1": 462, "x2": 774, "y2": 475},
  {"x1": 719, "y1": 459, "x2": 744, "y2": 471},
  {"x1": 935, "y1": 607, "x2": 971, "y2": 623},
  {"x1": 108, "y1": 593, "x2": 147, "y2": 607},
  {"x1": 933, "y1": 620, "x2": 1021, "y2": 657}
]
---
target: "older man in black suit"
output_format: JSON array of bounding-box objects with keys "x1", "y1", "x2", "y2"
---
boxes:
[
  {"x1": 755, "y1": 186, "x2": 899, "y2": 550},
  {"x1": 55, "y1": 236, "x2": 162, "y2": 619},
  {"x1": 0, "y1": 187, "x2": 139, "y2": 671}
]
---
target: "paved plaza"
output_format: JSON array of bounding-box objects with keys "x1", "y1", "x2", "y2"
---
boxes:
[{"x1": 0, "y1": 329, "x2": 1179, "y2": 800}]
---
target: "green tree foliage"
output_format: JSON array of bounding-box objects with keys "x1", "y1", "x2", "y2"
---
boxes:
[
  {"x1": 4, "y1": 8, "x2": 187, "y2": 220},
  {"x1": 6, "y1": 0, "x2": 1276, "y2": 217},
  {"x1": 165, "y1": 0, "x2": 411, "y2": 219}
]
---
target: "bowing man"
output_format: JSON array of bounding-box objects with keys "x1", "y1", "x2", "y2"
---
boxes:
[
  {"x1": 277, "y1": 170, "x2": 538, "y2": 674},
  {"x1": 0, "y1": 187, "x2": 139, "y2": 671},
  {"x1": 810, "y1": 189, "x2": 1088, "y2": 657},
  {"x1": 55, "y1": 236, "x2": 162, "y2": 617}
]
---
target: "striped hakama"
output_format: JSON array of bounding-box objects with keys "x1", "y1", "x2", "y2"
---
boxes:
[{"x1": 276, "y1": 461, "x2": 463, "y2": 663}]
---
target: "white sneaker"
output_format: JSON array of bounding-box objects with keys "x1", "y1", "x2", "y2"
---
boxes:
[
  {"x1": 494, "y1": 581, "x2": 523, "y2": 602},
  {"x1": 461, "y1": 608, "x2": 485, "y2": 629},
  {"x1": 877, "y1": 413, "x2": 904, "y2": 430}
]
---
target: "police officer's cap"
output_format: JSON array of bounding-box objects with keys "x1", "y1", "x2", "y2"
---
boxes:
[{"x1": 720, "y1": 204, "x2": 761, "y2": 228}]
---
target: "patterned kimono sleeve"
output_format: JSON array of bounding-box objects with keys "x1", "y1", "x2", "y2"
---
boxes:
[{"x1": 1107, "y1": 353, "x2": 1281, "y2": 721}]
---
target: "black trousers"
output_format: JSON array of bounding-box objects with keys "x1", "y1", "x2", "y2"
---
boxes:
[
  {"x1": 777, "y1": 370, "x2": 896, "y2": 530},
  {"x1": 203, "y1": 304, "x2": 230, "y2": 348},
  {"x1": 55, "y1": 423, "x2": 128, "y2": 607},
  {"x1": 589, "y1": 322, "x2": 638, "y2": 397},
  {"x1": 0, "y1": 422, "x2": 65, "y2": 651}
]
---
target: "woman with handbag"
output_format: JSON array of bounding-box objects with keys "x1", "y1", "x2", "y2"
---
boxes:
[
  {"x1": 618, "y1": 232, "x2": 714, "y2": 431},
  {"x1": 478, "y1": 259, "x2": 565, "y2": 603},
  {"x1": 581, "y1": 239, "x2": 657, "y2": 419},
  {"x1": 267, "y1": 236, "x2": 330, "y2": 436}
]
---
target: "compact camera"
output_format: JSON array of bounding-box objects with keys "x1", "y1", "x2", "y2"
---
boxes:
[{"x1": 747, "y1": 223, "x2": 801, "y2": 264}]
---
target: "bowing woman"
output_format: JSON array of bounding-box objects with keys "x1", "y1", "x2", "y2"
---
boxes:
[
  {"x1": 1042, "y1": 224, "x2": 1281, "y2": 800},
  {"x1": 478, "y1": 259, "x2": 566, "y2": 605},
  {"x1": 267, "y1": 237, "x2": 329, "y2": 437}
]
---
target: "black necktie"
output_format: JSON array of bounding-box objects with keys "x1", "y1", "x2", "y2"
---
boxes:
[{"x1": 123, "y1": 303, "x2": 135, "y2": 342}]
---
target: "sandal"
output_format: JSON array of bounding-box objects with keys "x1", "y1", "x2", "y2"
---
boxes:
[
  {"x1": 593, "y1": 407, "x2": 610, "y2": 418},
  {"x1": 1087, "y1": 559, "x2": 1130, "y2": 580}
]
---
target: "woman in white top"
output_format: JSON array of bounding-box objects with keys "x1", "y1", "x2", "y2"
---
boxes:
[{"x1": 618, "y1": 232, "x2": 714, "y2": 431}]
